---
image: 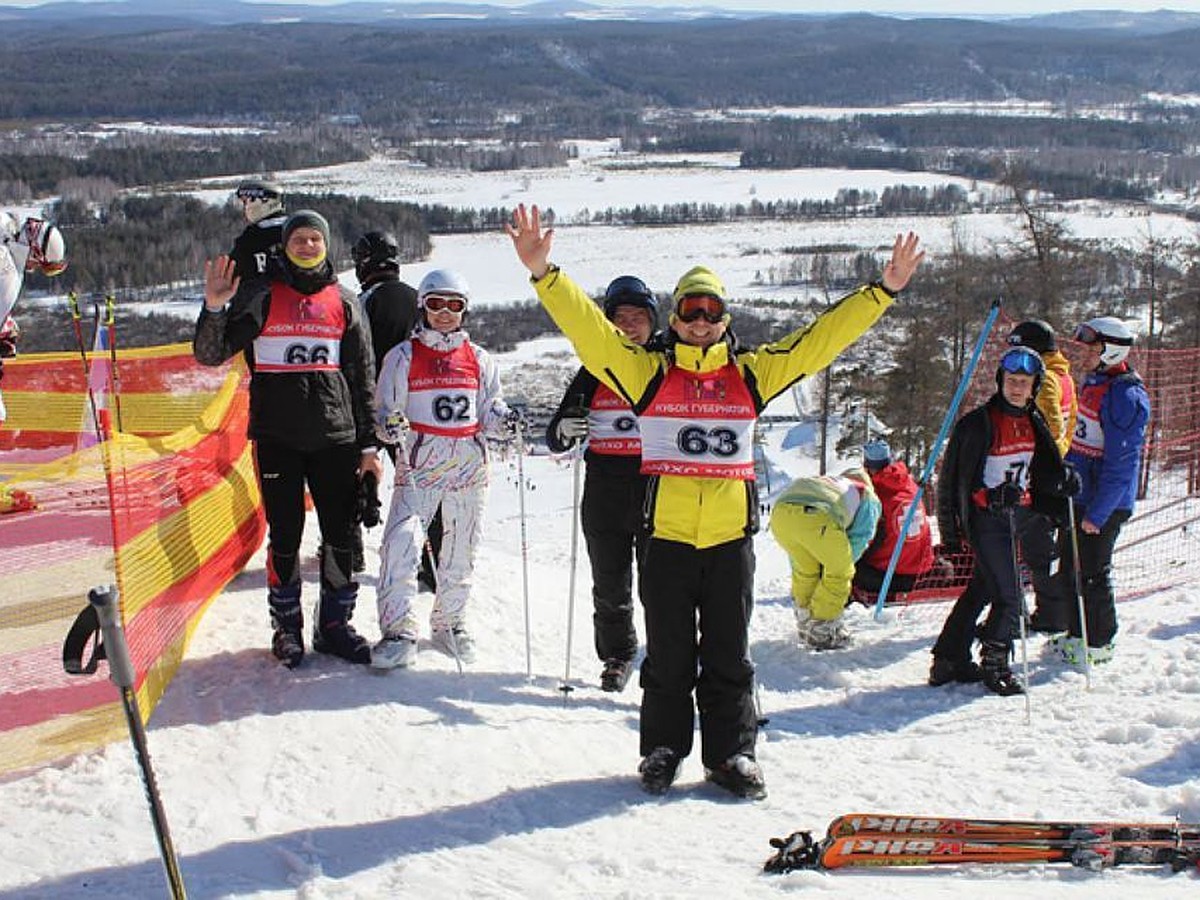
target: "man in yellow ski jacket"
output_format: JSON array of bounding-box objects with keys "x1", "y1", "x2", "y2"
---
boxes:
[{"x1": 507, "y1": 203, "x2": 923, "y2": 799}]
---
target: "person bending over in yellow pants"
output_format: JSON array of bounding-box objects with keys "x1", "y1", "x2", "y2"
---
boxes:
[{"x1": 770, "y1": 468, "x2": 881, "y2": 650}]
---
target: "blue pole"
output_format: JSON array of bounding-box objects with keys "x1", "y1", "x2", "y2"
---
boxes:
[{"x1": 873, "y1": 299, "x2": 1002, "y2": 621}]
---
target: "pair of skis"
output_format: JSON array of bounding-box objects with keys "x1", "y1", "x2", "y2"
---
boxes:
[{"x1": 764, "y1": 813, "x2": 1200, "y2": 874}]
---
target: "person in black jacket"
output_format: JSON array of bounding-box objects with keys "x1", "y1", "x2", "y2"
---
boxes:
[
  {"x1": 229, "y1": 179, "x2": 287, "y2": 280},
  {"x1": 930, "y1": 346, "x2": 1072, "y2": 695},
  {"x1": 545, "y1": 275, "x2": 660, "y2": 692},
  {"x1": 350, "y1": 230, "x2": 420, "y2": 364},
  {"x1": 348, "y1": 230, "x2": 424, "y2": 575},
  {"x1": 195, "y1": 209, "x2": 383, "y2": 669}
]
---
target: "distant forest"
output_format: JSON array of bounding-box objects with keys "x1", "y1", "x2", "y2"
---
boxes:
[{"x1": 3, "y1": 16, "x2": 1200, "y2": 121}]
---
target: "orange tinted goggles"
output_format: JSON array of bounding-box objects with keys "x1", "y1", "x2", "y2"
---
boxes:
[
  {"x1": 424, "y1": 294, "x2": 466, "y2": 313},
  {"x1": 675, "y1": 294, "x2": 726, "y2": 323}
]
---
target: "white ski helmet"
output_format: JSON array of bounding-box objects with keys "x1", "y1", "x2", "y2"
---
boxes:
[
  {"x1": 1075, "y1": 316, "x2": 1134, "y2": 367},
  {"x1": 418, "y1": 269, "x2": 471, "y2": 308},
  {"x1": 235, "y1": 179, "x2": 284, "y2": 224},
  {"x1": 20, "y1": 218, "x2": 66, "y2": 276}
]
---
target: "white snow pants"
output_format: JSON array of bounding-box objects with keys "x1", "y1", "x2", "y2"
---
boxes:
[{"x1": 376, "y1": 434, "x2": 488, "y2": 634}]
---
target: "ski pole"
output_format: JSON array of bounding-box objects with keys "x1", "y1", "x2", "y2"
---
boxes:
[
  {"x1": 89, "y1": 584, "x2": 188, "y2": 900},
  {"x1": 104, "y1": 292, "x2": 124, "y2": 432},
  {"x1": 1008, "y1": 508, "x2": 1033, "y2": 724},
  {"x1": 1066, "y1": 497, "x2": 1093, "y2": 689},
  {"x1": 874, "y1": 298, "x2": 1002, "y2": 620},
  {"x1": 559, "y1": 448, "x2": 583, "y2": 701},
  {"x1": 514, "y1": 416, "x2": 533, "y2": 681},
  {"x1": 67, "y1": 291, "x2": 103, "y2": 439}
]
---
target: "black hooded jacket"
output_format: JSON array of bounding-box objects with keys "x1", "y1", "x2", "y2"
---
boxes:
[
  {"x1": 936, "y1": 394, "x2": 1069, "y2": 549},
  {"x1": 193, "y1": 253, "x2": 377, "y2": 452}
]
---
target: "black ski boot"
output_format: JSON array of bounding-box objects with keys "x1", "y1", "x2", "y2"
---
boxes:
[
  {"x1": 638, "y1": 746, "x2": 682, "y2": 796},
  {"x1": 705, "y1": 754, "x2": 767, "y2": 800},
  {"x1": 268, "y1": 584, "x2": 304, "y2": 669},
  {"x1": 313, "y1": 584, "x2": 371, "y2": 665},
  {"x1": 600, "y1": 658, "x2": 633, "y2": 692},
  {"x1": 979, "y1": 641, "x2": 1025, "y2": 696},
  {"x1": 928, "y1": 655, "x2": 984, "y2": 686}
]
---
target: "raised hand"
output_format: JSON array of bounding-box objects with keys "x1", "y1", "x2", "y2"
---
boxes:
[
  {"x1": 203, "y1": 255, "x2": 240, "y2": 311},
  {"x1": 504, "y1": 203, "x2": 554, "y2": 280},
  {"x1": 880, "y1": 232, "x2": 925, "y2": 294}
]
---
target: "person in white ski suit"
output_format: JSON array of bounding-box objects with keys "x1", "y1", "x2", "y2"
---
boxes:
[
  {"x1": 371, "y1": 269, "x2": 514, "y2": 668},
  {"x1": 0, "y1": 211, "x2": 67, "y2": 425}
]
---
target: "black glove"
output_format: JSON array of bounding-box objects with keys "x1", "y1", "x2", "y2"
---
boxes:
[
  {"x1": 504, "y1": 406, "x2": 526, "y2": 434},
  {"x1": 356, "y1": 471, "x2": 382, "y2": 529},
  {"x1": 986, "y1": 482, "x2": 1025, "y2": 512},
  {"x1": 1057, "y1": 464, "x2": 1082, "y2": 498}
]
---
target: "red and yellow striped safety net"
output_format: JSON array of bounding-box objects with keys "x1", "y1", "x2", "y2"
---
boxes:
[{"x1": 0, "y1": 342, "x2": 265, "y2": 775}]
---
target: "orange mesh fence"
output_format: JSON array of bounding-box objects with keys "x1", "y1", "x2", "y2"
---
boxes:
[
  {"x1": 891, "y1": 323, "x2": 1200, "y2": 607},
  {"x1": 0, "y1": 342, "x2": 265, "y2": 776}
]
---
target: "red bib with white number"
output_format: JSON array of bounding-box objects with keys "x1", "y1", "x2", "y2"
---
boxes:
[
  {"x1": 588, "y1": 382, "x2": 640, "y2": 456},
  {"x1": 972, "y1": 407, "x2": 1035, "y2": 507},
  {"x1": 639, "y1": 363, "x2": 756, "y2": 479},
  {"x1": 1071, "y1": 380, "x2": 1108, "y2": 459},
  {"x1": 407, "y1": 340, "x2": 481, "y2": 437},
  {"x1": 253, "y1": 283, "x2": 344, "y2": 372}
]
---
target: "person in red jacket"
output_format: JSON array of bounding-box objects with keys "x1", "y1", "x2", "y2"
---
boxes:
[{"x1": 853, "y1": 440, "x2": 933, "y2": 600}]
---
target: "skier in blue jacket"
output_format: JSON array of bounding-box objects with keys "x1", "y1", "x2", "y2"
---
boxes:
[{"x1": 1051, "y1": 316, "x2": 1150, "y2": 666}]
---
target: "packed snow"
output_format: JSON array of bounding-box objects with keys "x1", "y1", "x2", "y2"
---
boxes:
[{"x1": 1, "y1": 336, "x2": 1198, "y2": 899}]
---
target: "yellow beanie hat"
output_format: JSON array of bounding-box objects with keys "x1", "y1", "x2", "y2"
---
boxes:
[{"x1": 672, "y1": 265, "x2": 725, "y2": 305}]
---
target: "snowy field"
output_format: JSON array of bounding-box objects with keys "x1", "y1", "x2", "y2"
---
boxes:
[
  {"x1": 182, "y1": 149, "x2": 1200, "y2": 310},
  {"x1": 1, "y1": 338, "x2": 1198, "y2": 899}
]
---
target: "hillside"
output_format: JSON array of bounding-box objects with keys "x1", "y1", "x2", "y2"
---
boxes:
[
  {"x1": 1, "y1": 341, "x2": 1198, "y2": 898},
  {"x1": 2, "y1": 12, "x2": 1200, "y2": 121}
]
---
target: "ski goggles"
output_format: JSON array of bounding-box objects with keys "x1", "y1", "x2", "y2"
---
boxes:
[
  {"x1": 236, "y1": 185, "x2": 280, "y2": 201},
  {"x1": 1073, "y1": 323, "x2": 1132, "y2": 347},
  {"x1": 675, "y1": 294, "x2": 726, "y2": 324},
  {"x1": 423, "y1": 294, "x2": 467, "y2": 313},
  {"x1": 998, "y1": 347, "x2": 1043, "y2": 376}
]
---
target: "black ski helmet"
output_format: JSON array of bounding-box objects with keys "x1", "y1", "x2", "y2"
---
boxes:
[
  {"x1": 603, "y1": 275, "x2": 657, "y2": 321},
  {"x1": 1007, "y1": 319, "x2": 1056, "y2": 355},
  {"x1": 351, "y1": 230, "x2": 401, "y2": 284}
]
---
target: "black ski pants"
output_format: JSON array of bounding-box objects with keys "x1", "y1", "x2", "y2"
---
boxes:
[
  {"x1": 1057, "y1": 507, "x2": 1130, "y2": 647},
  {"x1": 1018, "y1": 510, "x2": 1061, "y2": 620},
  {"x1": 256, "y1": 439, "x2": 359, "y2": 594},
  {"x1": 936, "y1": 507, "x2": 1059, "y2": 634},
  {"x1": 637, "y1": 535, "x2": 757, "y2": 769},
  {"x1": 932, "y1": 506, "x2": 1029, "y2": 661},
  {"x1": 581, "y1": 465, "x2": 647, "y2": 663}
]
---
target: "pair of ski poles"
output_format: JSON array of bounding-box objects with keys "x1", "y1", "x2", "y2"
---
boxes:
[{"x1": 67, "y1": 291, "x2": 124, "y2": 434}]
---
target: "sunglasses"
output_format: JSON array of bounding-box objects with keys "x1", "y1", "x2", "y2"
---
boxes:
[
  {"x1": 999, "y1": 347, "x2": 1043, "y2": 376},
  {"x1": 424, "y1": 294, "x2": 467, "y2": 313},
  {"x1": 675, "y1": 294, "x2": 726, "y2": 324}
]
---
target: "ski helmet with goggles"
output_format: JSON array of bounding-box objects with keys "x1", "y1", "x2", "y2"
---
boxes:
[
  {"x1": 236, "y1": 179, "x2": 284, "y2": 224},
  {"x1": 418, "y1": 269, "x2": 470, "y2": 310},
  {"x1": 603, "y1": 275, "x2": 657, "y2": 321},
  {"x1": 20, "y1": 218, "x2": 67, "y2": 277},
  {"x1": 995, "y1": 346, "x2": 1045, "y2": 397},
  {"x1": 350, "y1": 231, "x2": 400, "y2": 283},
  {"x1": 1007, "y1": 319, "x2": 1056, "y2": 355},
  {"x1": 1074, "y1": 316, "x2": 1134, "y2": 368}
]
